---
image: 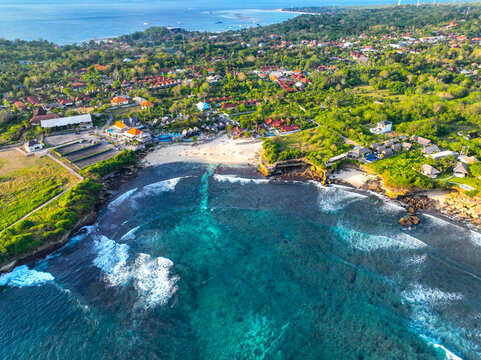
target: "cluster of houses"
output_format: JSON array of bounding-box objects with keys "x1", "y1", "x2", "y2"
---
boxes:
[
  {"x1": 106, "y1": 118, "x2": 152, "y2": 144},
  {"x1": 254, "y1": 69, "x2": 310, "y2": 92},
  {"x1": 344, "y1": 121, "x2": 479, "y2": 179},
  {"x1": 263, "y1": 118, "x2": 300, "y2": 133}
]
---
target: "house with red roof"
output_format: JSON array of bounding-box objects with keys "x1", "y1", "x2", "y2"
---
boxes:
[
  {"x1": 111, "y1": 97, "x2": 129, "y2": 106},
  {"x1": 14, "y1": 101, "x2": 26, "y2": 110}
]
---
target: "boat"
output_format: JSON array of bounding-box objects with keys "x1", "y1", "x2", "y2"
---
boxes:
[{"x1": 215, "y1": 21, "x2": 223, "y2": 24}]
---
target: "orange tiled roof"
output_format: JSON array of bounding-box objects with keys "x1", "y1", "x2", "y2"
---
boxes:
[
  {"x1": 111, "y1": 96, "x2": 128, "y2": 104},
  {"x1": 126, "y1": 127, "x2": 143, "y2": 136},
  {"x1": 141, "y1": 101, "x2": 154, "y2": 107},
  {"x1": 114, "y1": 121, "x2": 126, "y2": 129}
]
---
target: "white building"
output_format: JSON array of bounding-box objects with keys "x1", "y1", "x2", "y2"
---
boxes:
[
  {"x1": 370, "y1": 120, "x2": 392, "y2": 134},
  {"x1": 40, "y1": 114, "x2": 92, "y2": 129},
  {"x1": 24, "y1": 140, "x2": 42, "y2": 153}
]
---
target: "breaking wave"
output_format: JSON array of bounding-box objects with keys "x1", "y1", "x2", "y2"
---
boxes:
[
  {"x1": 120, "y1": 226, "x2": 140, "y2": 241},
  {"x1": 92, "y1": 236, "x2": 178, "y2": 308},
  {"x1": 334, "y1": 225, "x2": 426, "y2": 252},
  {"x1": 0, "y1": 265, "x2": 54, "y2": 287},
  {"x1": 213, "y1": 174, "x2": 270, "y2": 184},
  {"x1": 109, "y1": 188, "x2": 138, "y2": 209},
  {"x1": 469, "y1": 230, "x2": 481, "y2": 247},
  {"x1": 93, "y1": 236, "x2": 130, "y2": 287},
  {"x1": 132, "y1": 177, "x2": 184, "y2": 199},
  {"x1": 402, "y1": 283, "x2": 466, "y2": 360},
  {"x1": 316, "y1": 185, "x2": 367, "y2": 212}
]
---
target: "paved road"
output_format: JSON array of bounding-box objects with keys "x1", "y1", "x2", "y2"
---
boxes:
[{"x1": 101, "y1": 112, "x2": 113, "y2": 130}]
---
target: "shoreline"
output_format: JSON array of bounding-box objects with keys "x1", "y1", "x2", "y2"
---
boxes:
[
  {"x1": 143, "y1": 134, "x2": 263, "y2": 167},
  {"x1": 327, "y1": 164, "x2": 481, "y2": 230}
]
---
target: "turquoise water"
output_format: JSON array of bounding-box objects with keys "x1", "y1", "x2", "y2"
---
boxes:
[
  {"x1": 0, "y1": 0, "x2": 456, "y2": 44},
  {"x1": 1, "y1": 163, "x2": 481, "y2": 359}
]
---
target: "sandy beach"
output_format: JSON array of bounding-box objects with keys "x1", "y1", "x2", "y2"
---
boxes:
[
  {"x1": 329, "y1": 166, "x2": 377, "y2": 188},
  {"x1": 144, "y1": 134, "x2": 263, "y2": 166}
]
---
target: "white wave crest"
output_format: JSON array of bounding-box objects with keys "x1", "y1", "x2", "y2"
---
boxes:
[
  {"x1": 335, "y1": 225, "x2": 424, "y2": 252},
  {"x1": 469, "y1": 230, "x2": 481, "y2": 247},
  {"x1": 402, "y1": 254, "x2": 428, "y2": 267},
  {"x1": 132, "y1": 177, "x2": 184, "y2": 199},
  {"x1": 92, "y1": 236, "x2": 178, "y2": 308},
  {"x1": 424, "y1": 214, "x2": 463, "y2": 229},
  {"x1": 317, "y1": 185, "x2": 367, "y2": 212},
  {"x1": 429, "y1": 342, "x2": 463, "y2": 360},
  {"x1": 109, "y1": 188, "x2": 138, "y2": 209},
  {"x1": 131, "y1": 253, "x2": 179, "y2": 308},
  {"x1": 213, "y1": 174, "x2": 270, "y2": 185},
  {"x1": 120, "y1": 226, "x2": 140, "y2": 241},
  {"x1": 402, "y1": 283, "x2": 463, "y2": 306},
  {"x1": 0, "y1": 265, "x2": 54, "y2": 287},
  {"x1": 93, "y1": 236, "x2": 130, "y2": 287}
]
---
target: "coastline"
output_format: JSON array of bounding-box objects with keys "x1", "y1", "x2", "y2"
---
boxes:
[
  {"x1": 143, "y1": 134, "x2": 263, "y2": 167},
  {"x1": 0, "y1": 160, "x2": 143, "y2": 275},
  {"x1": 2, "y1": 143, "x2": 479, "y2": 275},
  {"x1": 327, "y1": 164, "x2": 481, "y2": 230}
]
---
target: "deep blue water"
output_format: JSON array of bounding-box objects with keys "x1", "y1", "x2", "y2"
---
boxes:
[
  {"x1": 0, "y1": 0, "x2": 459, "y2": 44},
  {"x1": 1, "y1": 163, "x2": 481, "y2": 359}
]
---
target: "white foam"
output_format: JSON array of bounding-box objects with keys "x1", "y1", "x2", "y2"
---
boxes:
[
  {"x1": 335, "y1": 225, "x2": 424, "y2": 252},
  {"x1": 132, "y1": 177, "x2": 184, "y2": 199},
  {"x1": 213, "y1": 174, "x2": 270, "y2": 185},
  {"x1": 430, "y1": 342, "x2": 463, "y2": 360},
  {"x1": 0, "y1": 265, "x2": 54, "y2": 287},
  {"x1": 316, "y1": 185, "x2": 367, "y2": 212},
  {"x1": 131, "y1": 253, "x2": 179, "y2": 308},
  {"x1": 109, "y1": 188, "x2": 138, "y2": 209},
  {"x1": 424, "y1": 214, "x2": 463, "y2": 230},
  {"x1": 402, "y1": 254, "x2": 427, "y2": 267},
  {"x1": 402, "y1": 283, "x2": 463, "y2": 306},
  {"x1": 469, "y1": 230, "x2": 481, "y2": 247},
  {"x1": 93, "y1": 236, "x2": 130, "y2": 287},
  {"x1": 120, "y1": 226, "x2": 140, "y2": 241},
  {"x1": 92, "y1": 236, "x2": 178, "y2": 308}
]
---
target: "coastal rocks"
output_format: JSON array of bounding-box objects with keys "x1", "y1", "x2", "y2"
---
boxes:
[
  {"x1": 399, "y1": 195, "x2": 436, "y2": 211},
  {"x1": 442, "y1": 192, "x2": 481, "y2": 225},
  {"x1": 399, "y1": 215, "x2": 421, "y2": 228}
]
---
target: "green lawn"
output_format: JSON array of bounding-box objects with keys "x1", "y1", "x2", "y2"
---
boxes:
[{"x1": 0, "y1": 150, "x2": 80, "y2": 229}]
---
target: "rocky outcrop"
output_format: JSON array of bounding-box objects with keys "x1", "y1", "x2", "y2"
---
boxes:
[
  {"x1": 399, "y1": 195, "x2": 437, "y2": 211},
  {"x1": 442, "y1": 192, "x2": 481, "y2": 225},
  {"x1": 399, "y1": 215, "x2": 421, "y2": 228}
]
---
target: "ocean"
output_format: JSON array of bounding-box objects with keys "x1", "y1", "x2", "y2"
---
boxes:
[
  {"x1": 1, "y1": 163, "x2": 480, "y2": 359},
  {"x1": 0, "y1": 0, "x2": 456, "y2": 44}
]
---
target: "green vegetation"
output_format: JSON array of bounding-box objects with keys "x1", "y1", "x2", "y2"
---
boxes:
[
  {"x1": 0, "y1": 150, "x2": 137, "y2": 264},
  {"x1": 366, "y1": 152, "x2": 434, "y2": 190},
  {"x1": 80, "y1": 150, "x2": 136, "y2": 178},
  {"x1": 0, "y1": 150, "x2": 79, "y2": 229}
]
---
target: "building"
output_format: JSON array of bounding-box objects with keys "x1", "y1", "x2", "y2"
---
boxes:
[
  {"x1": 24, "y1": 140, "x2": 42, "y2": 153},
  {"x1": 453, "y1": 162, "x2": 469, "y2": 178},
  {"x1": 40, "y1": 114, "x2": 92, "y2": 129},
  {"x1": 411, "y1": 135, "x2": 431, "y2": 146},
  {"x1": 458, "y1": 155, "x2": 479, "y2": 164},
  {"x1": 420, "y1": 164, "x2": 440, "y2": 178},
  {"x1": 141, "y1": 101, "x2": 154, "y2": 109},
  {"x1": 111, "y1": 97, "x2": 129, "y2": 106},
  {"x1": 349, "y1": 146, "x2": 371, "y2": 158},
  {"x1": 196, "y1": 102, "x2": 210, "y2": 111},
  {"x1": 124, "y1": 127, "x2": 151, "y2": 143},
  {"x1": 422, "y1": 145, "x2": 440, "y2": 155},
  {"x1": 370, "y1": 120, "x2": 392, "y2": 134}
]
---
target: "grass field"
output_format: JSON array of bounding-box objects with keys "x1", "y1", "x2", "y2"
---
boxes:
[{"x1": 0, "y1": 150, "x2": 80, "y2": 229}]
